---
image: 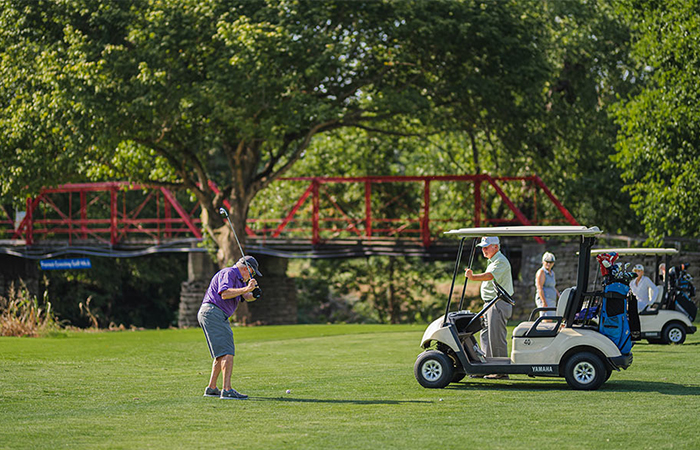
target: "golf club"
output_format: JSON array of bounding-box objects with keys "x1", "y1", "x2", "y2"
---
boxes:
[{"x1": 219, "y1": 207, "x2": 261, "y2": 298}]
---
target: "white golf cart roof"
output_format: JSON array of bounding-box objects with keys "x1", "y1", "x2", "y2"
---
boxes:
[
  {"x1": 590, "y1": 248, "x2": 679, "y2": 256},
  {"x1": 444, "y1": 225, "x2": 602, "y2": 237}
]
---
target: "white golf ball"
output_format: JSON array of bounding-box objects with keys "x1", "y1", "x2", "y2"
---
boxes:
[
  {"x1": 439, "y1": 398, "x2": 443, "y2": 402},
  {"x1": 286, "y1": 389, "x2": 291, "y2": 394}
]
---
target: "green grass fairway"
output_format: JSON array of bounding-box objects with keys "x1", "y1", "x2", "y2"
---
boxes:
[{"x1": 1, "y1": 324, "x2": 699, "y2": 449}]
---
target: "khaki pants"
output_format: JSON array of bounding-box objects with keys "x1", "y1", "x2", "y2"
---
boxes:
[{"x1": 480, "y1": 301, "x2": 512, "y2": 358}]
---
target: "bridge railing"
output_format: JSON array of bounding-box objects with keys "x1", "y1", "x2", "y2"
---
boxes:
[
  {"x1": 3, "y1": 175, "x2": 577, "y2": 248},
  {"x1": 244, "y1": 175, "x2": 577, "y2": 246},
  {"x1": 5, "y1": 182, "x2": 202, "y2": 246}
]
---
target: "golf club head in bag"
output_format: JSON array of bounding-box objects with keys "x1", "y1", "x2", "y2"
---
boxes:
[{"x1": 219, "y1": 207, "x2": 262, "y2": 299}]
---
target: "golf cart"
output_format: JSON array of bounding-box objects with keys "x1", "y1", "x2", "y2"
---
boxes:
[
  {"x1": 414, "y1": 226, "x2": 633, "y2": 391},
  {"x1": 590, "y1": 248, "x2": 697, "y2": 345}
]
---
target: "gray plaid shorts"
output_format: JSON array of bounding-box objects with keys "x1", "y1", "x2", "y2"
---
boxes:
[{"x1": 197, "y1": 302, "x2": 235, "y2": 358}]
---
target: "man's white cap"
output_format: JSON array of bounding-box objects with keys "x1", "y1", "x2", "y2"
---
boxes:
[
  {"x1": 542, "y1": 252, "x2": 556, "y2": 263},
  {"x1": 476, "y1": 236, "x2": 500, "y2": 247},
  {"x1": 633, "y1": 264, "x2": 644, "y2": 272}
]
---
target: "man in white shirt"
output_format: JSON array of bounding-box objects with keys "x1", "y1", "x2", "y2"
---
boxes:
[
  {"x1": 630, "y1": 264, "x2": 658, "y2": 312},
  {"x1": 465, "y1": 236, "x2": 514, "y2": 380}
]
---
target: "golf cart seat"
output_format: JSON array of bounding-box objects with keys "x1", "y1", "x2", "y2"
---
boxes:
[
  {"x1": 513, "y1": 288, "x2": 572, "y2": 338},
  {"x1": 640, "y1": 285, "x2": 664, "y2": 315}
]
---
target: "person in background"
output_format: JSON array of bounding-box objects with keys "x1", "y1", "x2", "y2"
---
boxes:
[
  {"x1": 630, "y1": 263, "x2": 658, "y2": 312},
  {"x1": 465, "y1": 236, "x2": 514, "y2": 380},
  {"x1": 534, "y1": 252, "x2": 559, "y2": 316}
]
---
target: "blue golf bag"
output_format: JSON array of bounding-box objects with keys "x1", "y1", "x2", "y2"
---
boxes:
[
  {"x1": 596, "y1": 254, "x2": 635, "y2": 354},
  {"x1": 599, "y1": 290, "x2": 633, "y2": 355}
]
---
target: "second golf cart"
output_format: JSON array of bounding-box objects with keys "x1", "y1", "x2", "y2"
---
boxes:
[
  {"x1": 414, "y1": 226, "x2": 633, "y2": 390},
  {"x1": 589, "y1": 248, "x2": 697, "y2": 344}
]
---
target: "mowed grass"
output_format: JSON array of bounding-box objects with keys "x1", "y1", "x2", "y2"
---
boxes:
[{"x1": 1, "y1": 324, "x2": 699, "y2": 449}]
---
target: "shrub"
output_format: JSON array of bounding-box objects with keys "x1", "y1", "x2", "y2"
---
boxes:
[{"x1": 0, "y1": 281, "x2": 63, "y2": 337}]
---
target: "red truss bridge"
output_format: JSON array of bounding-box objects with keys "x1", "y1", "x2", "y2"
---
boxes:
[{"x1": 1, "y1": 175, "x2": 578, "y2": 259}]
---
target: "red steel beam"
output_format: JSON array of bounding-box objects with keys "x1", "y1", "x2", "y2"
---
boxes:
[
  {"x1": 532, "y1": 175, "x2": 579, "y2": 226},
  {"x1": 422, "y1": 179, "x2": 431, "y2": 248},
  {"x1": 8, "y1": 175, "x2": 576, "y2": 248},
  {"x1": 484, "y1": 175, "x2": 544, "y2": 244},
  {"x1": 364, "y1": 180, "x2": 372, "y2": 239},
  {"x1": 312, "y1": 179, "x2": 320, "y2": 245},
  {"x1": 110, "y1": 188, "x2": 118, "y2": 245},
  {"x1": 160, "y1": 187, "x2": 202, "y2": 238},
  {"x1": 271, "y1": 183, "x2": 314, "y2": 238}
]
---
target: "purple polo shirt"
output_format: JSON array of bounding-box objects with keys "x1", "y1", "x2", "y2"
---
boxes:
[{"x1": 202, "y1": 266, "x2": 245, "y2": 319}]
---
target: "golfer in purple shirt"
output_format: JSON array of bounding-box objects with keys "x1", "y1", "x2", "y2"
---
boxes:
[{"x1": 197, "y1": 255, "x2": 262, "y2": 400}]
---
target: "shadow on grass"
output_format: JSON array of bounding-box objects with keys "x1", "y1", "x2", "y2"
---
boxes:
[
  {"x1": 250, "y1": 397, "x2": 432, "y2": 405},
  {"x1": 635, "y1": 342, "x2": 700, "y2": 347},
  {"x1": 446, "y1": 378, "x2": 700, "y2": 395}
]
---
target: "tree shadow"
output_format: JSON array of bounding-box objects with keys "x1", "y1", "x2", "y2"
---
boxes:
[
  {"x1": 250, "y1": 396, "x2": 432, "y2": 405},
  {"x1": 446, "y1": 378, "x2": 700, "y2": 395}
]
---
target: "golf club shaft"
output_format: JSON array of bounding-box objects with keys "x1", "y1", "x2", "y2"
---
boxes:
[
  {"x1": 222, "y1": 211, "x2": 247, "y2": 263},
  {"x1": 219, "y1": 207, "x2": 261, "y2": 297}
]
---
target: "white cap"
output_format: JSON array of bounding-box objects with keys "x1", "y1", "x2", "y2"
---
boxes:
[
  {"x1": 542, "y1": 252, "x2": 556, "y2": 263},
  {"x1": 633, "y1": 264, "x2": 644, "y2": 272},
  {"x1": 476, "y1": 236, "x2": 500, "y2": 247}
]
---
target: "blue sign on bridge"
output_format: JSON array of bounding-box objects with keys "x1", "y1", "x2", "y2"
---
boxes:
[{"x1": 40, "y1": 258, "x2": 92, "y2": 270}]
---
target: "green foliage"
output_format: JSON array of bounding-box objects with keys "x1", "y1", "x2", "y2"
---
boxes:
[
  {"x1": 612, "y1": 0, "x2": 700, "y2": 242},
  {"x1": 293, "y1": 257, "x2": 446, "y2": 324},
  {"x1": 537, "y1": 1, "x2": 636, "y2": 233},
  {"x1": 0, "y1": 1, "x2": 554, "y2": 203},
  {"x1": 43, "y1": 254, "x2": 187, "y2": 328}
]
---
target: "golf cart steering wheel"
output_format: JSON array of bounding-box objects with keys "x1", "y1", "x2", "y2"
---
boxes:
[
  {"x1": 493, "y1": 281, "x2": 516, "y2": 306},
  {"x1": 464, "y1": 281, "x2": 515, "y2": 330}
]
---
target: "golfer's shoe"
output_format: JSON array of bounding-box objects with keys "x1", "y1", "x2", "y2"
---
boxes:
[
  {"x1": 484, "y1": 374, "x2": 510, "y2": 380},
  {"x1": 220, "y1": 388, "x2": 248, "y2": 400},
  {"x1": 203, "y1": 387, "x2": 221, "y2": 397}
]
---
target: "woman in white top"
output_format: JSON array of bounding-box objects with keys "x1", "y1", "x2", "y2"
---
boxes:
[
  {"x1": 630, "y1": 264, "x2": 659, "y2": 312},
  {"x1": 535, "y1": 252, "x2": 559, "y2": 316}
]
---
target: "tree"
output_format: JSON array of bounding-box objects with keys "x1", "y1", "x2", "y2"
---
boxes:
[
  {"x1": 612, "y1": 0, "x2": 700, "y2": 242},
  {"x1": 0, "y1": 0, "x2": 554, "y2": 265},
  {"x1": 538, "y1": 0, "x2": 639, "y2": 234}
]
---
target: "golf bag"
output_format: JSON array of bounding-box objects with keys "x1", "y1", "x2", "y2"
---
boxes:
[
  {"x1": 595, "y1": 253, "x2": 636, "y2": 354},
  {"x1": 668, "y1": 264, "x2": 697, "y2": 321}
]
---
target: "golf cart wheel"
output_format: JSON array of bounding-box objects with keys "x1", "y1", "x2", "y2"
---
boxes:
[
  {"x1": 451, "y1": 372, "x2": 466, "y2": 383},
  {"x1": 414, "y1": 351, "x2": 454, "y2": 389},
  {"x1": 604, "y1": 367, "x2": 613, "y2": 382},
  {"x1": 662, "y1": 323, "x2": 686, "y2": 345},
  {"x1": 563, "y1": 352, "x2": 606, "y2": 391}
]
